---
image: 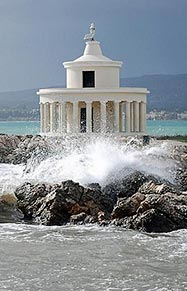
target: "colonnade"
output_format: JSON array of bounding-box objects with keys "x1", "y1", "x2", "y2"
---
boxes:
[{"x1": 40, "y1": 100, "x2": 146, "y2": 134}]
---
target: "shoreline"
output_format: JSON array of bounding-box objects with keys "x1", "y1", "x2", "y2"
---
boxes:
[
  {"x1": 0, "y1": 120, "x2": 187, "y2": 137},
  {"x1": 0, "y1": 133, "x2": 187, "y2": 233}
]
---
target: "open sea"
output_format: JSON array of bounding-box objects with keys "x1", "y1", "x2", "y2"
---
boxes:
[
  {"x1": 0, "y1": 120, "x2": 187, "y2": 290},
  {"x1": 0, "y1": 120, "x2": 186, "y2": 136},
  {"x1": 0, "y1": 224, "x2": 187, "y2": 291}
]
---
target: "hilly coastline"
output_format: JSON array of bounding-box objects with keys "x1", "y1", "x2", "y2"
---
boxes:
[
  {"x1": 0, "y1": 74, "x2": 187, "y2": 120},
  {"x1": 121, "y1": 74, "x2": 187, "y2": 112}
]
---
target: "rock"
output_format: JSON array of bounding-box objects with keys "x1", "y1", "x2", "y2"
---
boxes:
[
  {"x1": 70, "y1": 212, "x2": 87, "y2": 224},
  {"x1": 84, "y1": 215, "x2": 97, "y2": 224},
  {"x1": 8, "y1": 135, "x2": 49, "y2": 165},
  {"x1": 172, "y1": 144, "x2": 187, "y2": 191},
  {"x1": 0, "y1": 193, "x2": 24, "y2": 223},
  {"x1": 0, "y1": 134, "x2": 21, "y2": 163},
  {"x1": 87, "y1": 183, "x2": 102, "y2": 191},
  {"x1": 127, "y1": 192, "x2": 187, "y2": 233},
  {"x1": 138, "y1": 179, "x2": 181, "y2": 195},
  {"x1": 0, "y1": 134, "x2": 49, "y2": 165},
  {"x1": 103, "y1": 171, "x2": 149, "y2": 201},
  {"x1": 176, "y1": 168, "x2": 187, "y2": 191},
  {"x1": 129, "y1": 208, "x2": 176, "y2": 233},
  {"x1": 111, "y1": 179, "x2": 187, "y2": 232},
  {"x1": 111, "y1": 193, "x2": 145, "y2": 219},
  {"x1": 2, "y1": 135, "x2": 187, "y2": 233},
  {"x1": 15, "y1": 180, "x2": 115, "y2": 225}
]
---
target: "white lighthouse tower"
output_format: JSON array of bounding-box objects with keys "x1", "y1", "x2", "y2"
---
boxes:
[{"x1": 37, "y1": 24, "x2": 149, "y2": 136}]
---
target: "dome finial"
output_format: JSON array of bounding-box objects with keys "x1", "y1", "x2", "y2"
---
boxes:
[{"x1": 84, "y1": 23, "x2": 95, "y2": 41}]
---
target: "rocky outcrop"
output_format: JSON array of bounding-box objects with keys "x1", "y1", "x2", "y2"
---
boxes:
[
  {"x1": 171, "y1": 144, "x2": 187, "y2": 191},
  {"x1": 1, "y1": 134, "x2": 187, "y2": 232},
  {"x1": 102, "y1": 171, "x2": 149, "y2": 202},
  {"x1": 13, "y1": 172, "x2": 187, "y2": 232},
  {"x1": 0, "y1": 193, "x2": 23, "y2": 223},
  {"x1": 0, "y1": 134, "x2": 49, "y2": 164},
  {"x1": 15, "y1": 180, "x2": 115, "y2": 225},
  {"x1": 0, "y1": 134, "x2": 21, "y2": 163},
  {"x1": 111, "y1": 179, "x2": 187, "y2": 232},
  {"x1": 9, "y1": 135, "x2": 49, "y2": 165}
]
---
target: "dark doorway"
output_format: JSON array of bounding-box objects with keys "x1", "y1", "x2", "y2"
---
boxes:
[
  {"x1": 80, "y1": 108, "x2": 86, "y2": 132},
  {"x1": 83, "y1": 71, "x2": 95, "y2": 88},
  {"x1": 80, "y1": 107, "x2": 94, "y2": 133}
]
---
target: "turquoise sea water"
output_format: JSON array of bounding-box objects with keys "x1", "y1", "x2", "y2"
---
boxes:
[{"x1": 0, "y1": 120, "x2": 186, "y2": 136}]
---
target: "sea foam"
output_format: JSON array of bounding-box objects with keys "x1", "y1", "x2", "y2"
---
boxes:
[{"x1": 0, "y1": 136, "x2": 177, "y2": 197}]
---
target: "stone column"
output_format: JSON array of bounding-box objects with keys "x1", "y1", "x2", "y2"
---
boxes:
[
  {"x1": 59, "y1": 102, "x2": 66, "y2": 133},
  {"x1": 73, "y1": 101, "x2": 79, "y2": 133},
  {"x1": 130, "y1": 102, "x2": 134, "y2": 132},
  {"x1": 100, "y1": 101, "x2": 107, "y2": 133},
  {"x1": 55, "y1": 103, "x2": 60, "y2": 133},
  {"x1": 86, "y1": 101, "x2": 92, "y2": 133},
  {"x1": 44, "y1": 103, "x2": 50, "y2": 133},
  {"x1": 140, "y1": 102, "x2": 146, "y2": 132},
  {"x1": 40, "y1": 103, "x2": 44, "y2": 133},
  {"x1": 114, "y1": 101, "x2": 120, "y2": 132},
  {"x1": 58, "y1": 103, "x2": 62, "y2": 133},
  {"x1": 134, "y1": 101, "x2": 140, "y2": 132},
  {"x1": 43, "y1": 103, "x2": 47, "y2": 133},
  {"x1": 50, "y1": 103, "x2": 56, "y2": 133},
  {"x1": 125, "y1": 101, "x2": 131, "y2": 133},
  {"x1": 120, "y1": 102, "x2": 126, "y2": 132}
]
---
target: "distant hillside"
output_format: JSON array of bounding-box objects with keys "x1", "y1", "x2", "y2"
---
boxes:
[
  {"x1": 121, "y1": 74, "x2": 187, "y2": 111},
  {"x1": 0, "y1": 74, "x2": 187, "y2": 112},
  {"x1": 0, "y1": 89, "x2": 39, "y2": 110}
]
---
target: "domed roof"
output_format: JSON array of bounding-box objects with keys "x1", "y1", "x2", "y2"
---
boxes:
[{"x1": 73, "y1": 41, "x2": 113, "y2": 62}]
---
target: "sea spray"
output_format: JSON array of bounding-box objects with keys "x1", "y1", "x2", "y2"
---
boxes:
[
  {"x1": 24, "y1": 136, "x2": 176, "y2": 185},
  {"x1": 0, "y1": 163, "x2": 24, "y2": 197},
  {"x1": 0, "y1": 136, "x2": 177, "y2": 198}
]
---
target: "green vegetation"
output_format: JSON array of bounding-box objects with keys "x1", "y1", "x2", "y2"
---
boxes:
[
  {"x1": 155, "y1": 135, "x2": 187, "y2": 143},
  {"x1": 0, "y1": 109, "x2": 39, "y2": 121}
]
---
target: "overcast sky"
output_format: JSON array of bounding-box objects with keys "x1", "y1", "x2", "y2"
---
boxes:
[{"x1": 0, "y1": 0, "x2": 187, "y2": 92}]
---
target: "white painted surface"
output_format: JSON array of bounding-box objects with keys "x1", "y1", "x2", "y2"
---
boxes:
[
  {"x1": 38, "y1": 25, "x2": 149, "y2": 136},
  {"x1": 63, "y1": 40, "x2": 122, "y2": 89}
]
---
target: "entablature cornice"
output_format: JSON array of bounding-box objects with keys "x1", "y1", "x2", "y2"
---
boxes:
[{"x1": 37, "y1": 87, "x2": 149, "y2": 95}]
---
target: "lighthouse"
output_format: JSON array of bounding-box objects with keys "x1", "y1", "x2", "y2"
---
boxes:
[{"x1": 37, "y1": 24, "x2": 149, "y2": 136}]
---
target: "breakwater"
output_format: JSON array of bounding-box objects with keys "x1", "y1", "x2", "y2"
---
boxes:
[{"x1": 0, "y1": 134, "x2": 187, "y2": 232}]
